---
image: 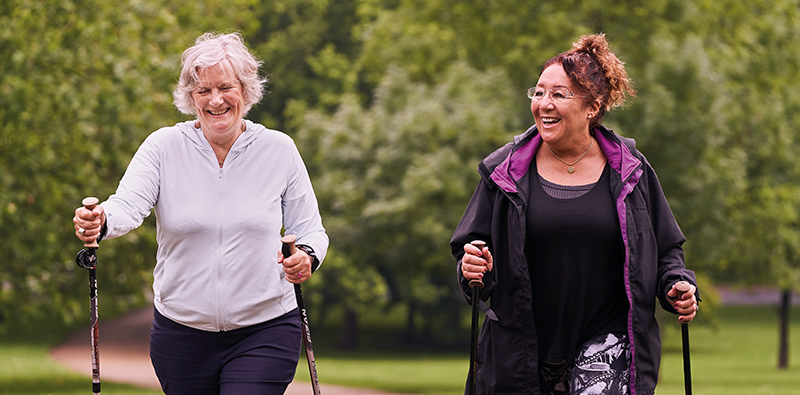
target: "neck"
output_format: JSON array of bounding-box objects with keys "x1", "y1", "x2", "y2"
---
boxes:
[
  {"x1": 546, "y1": 135, "x2": 594, "y2": 161},
  {"x1": 196, "y1": 120, "x2": 245, "y2": 167}
]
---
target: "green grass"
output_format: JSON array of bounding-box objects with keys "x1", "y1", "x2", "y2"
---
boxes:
[
  {"x1": 654, "y1": 305, "x2": 800, "y2": 395},
  {"x1": 0, "y1": 343, "x2": 160, "y2": 395},
  {"x1": 295, "y1": 305, "x2": 800, "y2": 395},
  {"x1": 2, "y1": 305, "x2": 799, "y2": 394}
]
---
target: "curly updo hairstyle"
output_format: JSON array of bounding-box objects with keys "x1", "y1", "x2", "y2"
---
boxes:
[
  {"x1": 542, "y1": 33, "x2": 636, "y2": 129},
  {"x1": 173, "y1": 32, "x2": 268, "y2": 116}
]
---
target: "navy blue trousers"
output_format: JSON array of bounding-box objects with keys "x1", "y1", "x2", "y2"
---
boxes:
[{"x1": 150, "y1": 307, "x2": 301, "y2": 395}]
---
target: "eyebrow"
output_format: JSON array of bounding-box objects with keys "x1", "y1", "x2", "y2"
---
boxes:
[
  {"x1": 196, "y1": 81, "x2": 236, "y2": 89},
  {"x1": 536, "y1": 83, "x2": 571, "y2": 89}
]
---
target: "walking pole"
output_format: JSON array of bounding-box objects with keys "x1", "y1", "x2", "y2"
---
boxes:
[
  {"x1": 467, "y1": 240, "x2": 486, "y2": 395},
  {"x1": 75, "y1": 197, "x2": 101, "y2": 395},
  {"x1": 281, "y1": 235, "x2": 322, "y2": 395},
  {"x1": 675, "y1": 282, "x2": 693, "y2": 395}
]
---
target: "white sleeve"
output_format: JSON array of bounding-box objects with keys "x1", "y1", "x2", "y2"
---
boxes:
[
  {"x1": 281, "y1": 142, "x2": 329, "y2": 265},
  {"x1": 101, "y1": 132, "x2": 161, "y2": 239}
]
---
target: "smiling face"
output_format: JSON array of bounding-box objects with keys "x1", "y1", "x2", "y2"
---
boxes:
[
  {"x1": 193, "y1": 62, "x2": 244, "y2": 139},
  {"x1": 531, "y1": 64, "x2": 599, "y2": 150}
]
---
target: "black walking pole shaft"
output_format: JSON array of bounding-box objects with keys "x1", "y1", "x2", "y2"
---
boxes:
[
  {"x1": 468, "y1": 240, "x2": 486, "y2": 395},
  {"x1": 676, "y1": 282, "x2": 692, "y2": 395},
  {"x1": 76, "y1": 197, "x2": 101, "y2": 394},
  {"x1": 681, "y1": 323, "x2": 692, "y2": 395},
  {"x1": 282, "y1": 235, "x2": 322, "y2": 395}
]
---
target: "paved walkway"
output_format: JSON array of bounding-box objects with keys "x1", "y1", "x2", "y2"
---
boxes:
[
  {"x1": 715, "y1": 285, "x2": 800, "y2": 305},
  {"x1": 49, "y1": 307, "x2": 412, "y2": 395}
]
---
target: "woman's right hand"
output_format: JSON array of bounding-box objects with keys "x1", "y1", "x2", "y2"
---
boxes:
[
  {"x1": 462, "y1": 243, "x2": 493, "y2": 281},
  {"x1": 73, "y1": 203, "x2": 105, "y2": 243}
]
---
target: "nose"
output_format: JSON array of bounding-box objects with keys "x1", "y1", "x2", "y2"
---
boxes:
[
  {"x1": 531, "y1": 95, "x2": 555, "y2": 114},
  {"x1": 210, "y1": 89, "x2": 224, "y2": 106},
  {"x1": 538, "y1": 90, "x2": 556, "y2": 106}
]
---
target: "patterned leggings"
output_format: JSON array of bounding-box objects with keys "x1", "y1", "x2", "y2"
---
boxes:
[{"x1": 539, "y1": 333, "x2": 631, "y2": 395}]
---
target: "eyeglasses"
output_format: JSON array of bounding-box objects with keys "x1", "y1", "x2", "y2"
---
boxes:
[{"x1": 527, "y1": 87, "x2": 587, "y2": 102}]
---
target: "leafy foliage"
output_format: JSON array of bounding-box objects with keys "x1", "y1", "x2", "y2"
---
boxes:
[
  {"x1": 3, "y1": 0, "x2": 800, "y2": 346},
  {"x1": 294, "y1": 62, "x2": 521, "y2": 336}
]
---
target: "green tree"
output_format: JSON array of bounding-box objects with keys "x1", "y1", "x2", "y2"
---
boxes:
[
  {"x1": 595, "y1": 0, "x2": 800, "y2": 368},
  {"x1": 247, "y1": 0, "x2": 362, "y2": 129},
  {"x1": 293, "y1": 62, "x2": 522, "y2": 343}
]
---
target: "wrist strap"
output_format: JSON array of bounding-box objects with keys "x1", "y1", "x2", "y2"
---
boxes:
[{"x1": 296, "y1": 244, "x2": 320, "y2": 273}]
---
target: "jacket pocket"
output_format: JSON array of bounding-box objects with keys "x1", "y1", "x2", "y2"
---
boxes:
[{"x1": 478, "y1": 320, "x2": 536, "y2": 394}]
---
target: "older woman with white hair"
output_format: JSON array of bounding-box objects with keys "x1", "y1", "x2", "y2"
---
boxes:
[{"x1": 72, "y1": 32, "x2": 328, "y2": 394}]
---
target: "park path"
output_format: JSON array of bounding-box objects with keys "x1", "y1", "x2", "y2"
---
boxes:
[{"x1": 50, "y1": 307, "x2": 414, "y2": 395}]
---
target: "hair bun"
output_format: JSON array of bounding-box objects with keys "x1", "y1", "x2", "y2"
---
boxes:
[{"x1": 572, "y1": 34, "x2": 635, "y2": 109}]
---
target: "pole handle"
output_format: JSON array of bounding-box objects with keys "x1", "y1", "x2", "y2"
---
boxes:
[
  {"x1": 468, "y1": 240, "x2": 486, "y2": 289},
  {"x1": 82, "y1": 197, "x2": 100, "y2": 248},
  {"x1": 281, "y1": 234, "x2": 298, "y2": 257}
]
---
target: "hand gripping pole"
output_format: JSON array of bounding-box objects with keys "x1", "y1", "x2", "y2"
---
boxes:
[
  {"x1": 675, "y1": 282, "x2": 693, "y2": 395},
  {"x1": 75, "y1": 197, "x2": 101, "y2": 394},
  {"x1": 467, "y1": 240, "x2": 486, "y2": 395}
]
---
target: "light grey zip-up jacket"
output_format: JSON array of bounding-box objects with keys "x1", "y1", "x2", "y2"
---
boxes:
[{"x1": 101, "y1": 120, "x2": 328, "y2": 331}]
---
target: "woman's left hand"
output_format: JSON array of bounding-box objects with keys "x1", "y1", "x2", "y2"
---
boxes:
[
  {"x1": 278, "y1": 249, "x2": 312, "y2": 284},
  {"x1": 666, "y1": 281, "x2": 698, "y2": 323}
]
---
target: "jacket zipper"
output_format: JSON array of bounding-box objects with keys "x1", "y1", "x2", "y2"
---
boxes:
[{"x1": 216, "y1": 164, "x2": 227, "y2": 331}]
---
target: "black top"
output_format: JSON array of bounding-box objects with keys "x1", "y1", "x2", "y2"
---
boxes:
[{"x1": 527, "y1": 163, "x2": 629, "y2": 363}]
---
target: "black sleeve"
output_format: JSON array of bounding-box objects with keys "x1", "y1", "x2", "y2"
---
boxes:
[{"x1": 451, "y1": 178, "x2": 498, "y2": 304}]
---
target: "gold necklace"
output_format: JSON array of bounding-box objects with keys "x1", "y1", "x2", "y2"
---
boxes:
[{"x1": 546, "y1": 139, "x2": 593, "y2": 174}]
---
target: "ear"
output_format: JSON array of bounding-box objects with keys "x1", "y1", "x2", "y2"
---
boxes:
[{"x1": 587, "y1": 99, "x2": 603, "y2": 119}]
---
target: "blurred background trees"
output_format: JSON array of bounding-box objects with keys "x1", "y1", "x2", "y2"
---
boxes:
[{"x1": 2, "y1": 0, "x2": 799, "y2": 363}]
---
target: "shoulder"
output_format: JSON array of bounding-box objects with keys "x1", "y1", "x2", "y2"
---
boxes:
[
  {"x1": 135, "y1": 123, "x2": 187, "y2": 152},
  {"x1": 480, "y1": 141, "x2": 515, "y2": 174},
  {"x1": 598, "y1": 126, "x2": 639, "y2": 156},
  {"x1": 479, "y1": 125, "x2": 538, "y2": 177},
  {"x1": 242, "y1": 122, "x2": 307, "y2": 170},
  {"x1": 615, "y1": 133, "x2": 646, "y2": 163},
  {"x1": 245, "y1": 121, "x2": 296, "y2": 148}
]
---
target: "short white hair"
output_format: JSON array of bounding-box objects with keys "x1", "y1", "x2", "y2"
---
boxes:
[{"x1": 173, "y1": 32, "x2": 267, "y2": 116}]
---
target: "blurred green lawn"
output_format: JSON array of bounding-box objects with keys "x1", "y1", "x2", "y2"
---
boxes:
[
  {"x1": 0, "y1": 343, "x2": 160, "y2": 394},
  {"x1": 1, "y1": 305, "x2": 798, "y2": 394},
  {"x1": 293, "y1": 305, "x2": 800, "y2": 395}
]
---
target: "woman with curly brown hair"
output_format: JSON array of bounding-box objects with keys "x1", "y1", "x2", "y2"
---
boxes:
[{"x1": 452, "y1": 34, "x2": 699, "y2": 395}]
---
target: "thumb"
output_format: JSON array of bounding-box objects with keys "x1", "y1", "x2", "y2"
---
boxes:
[
  {"x1": 666, "y1": 284, "x2": 679, "y2": 300},
  {"x1": 483, "y1": 247, "x2": 494, "y2": 271},
  {"x1": 93, "y1": 205, "x2": 105, "y2": 219}
]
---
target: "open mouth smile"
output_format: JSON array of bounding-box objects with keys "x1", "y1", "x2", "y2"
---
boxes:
[
  {"x1": 541, "y1": 116, "x2": 561, "y2": 126},
  {"x1": 208, "y1": 108, "x2": 230, "y2": 116}
]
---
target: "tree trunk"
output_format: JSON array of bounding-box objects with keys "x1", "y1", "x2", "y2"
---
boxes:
[
  {"x1": 405, "y1": 301, "x2": 416, "y2": 344},
  {"x1": 778, "y1": 289, "x2": 791, "y2": 369},
  {"x1": 339, "y1": 307, "x2": 358, "y2": 349}
]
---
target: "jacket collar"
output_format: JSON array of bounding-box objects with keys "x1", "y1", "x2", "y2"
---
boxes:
[
  {"x1": 177, "y1": 119, "x2": 260, "y2": 155},
  {"x1": 487, "y1": 125, "x2": 642, "y2": 194}
]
